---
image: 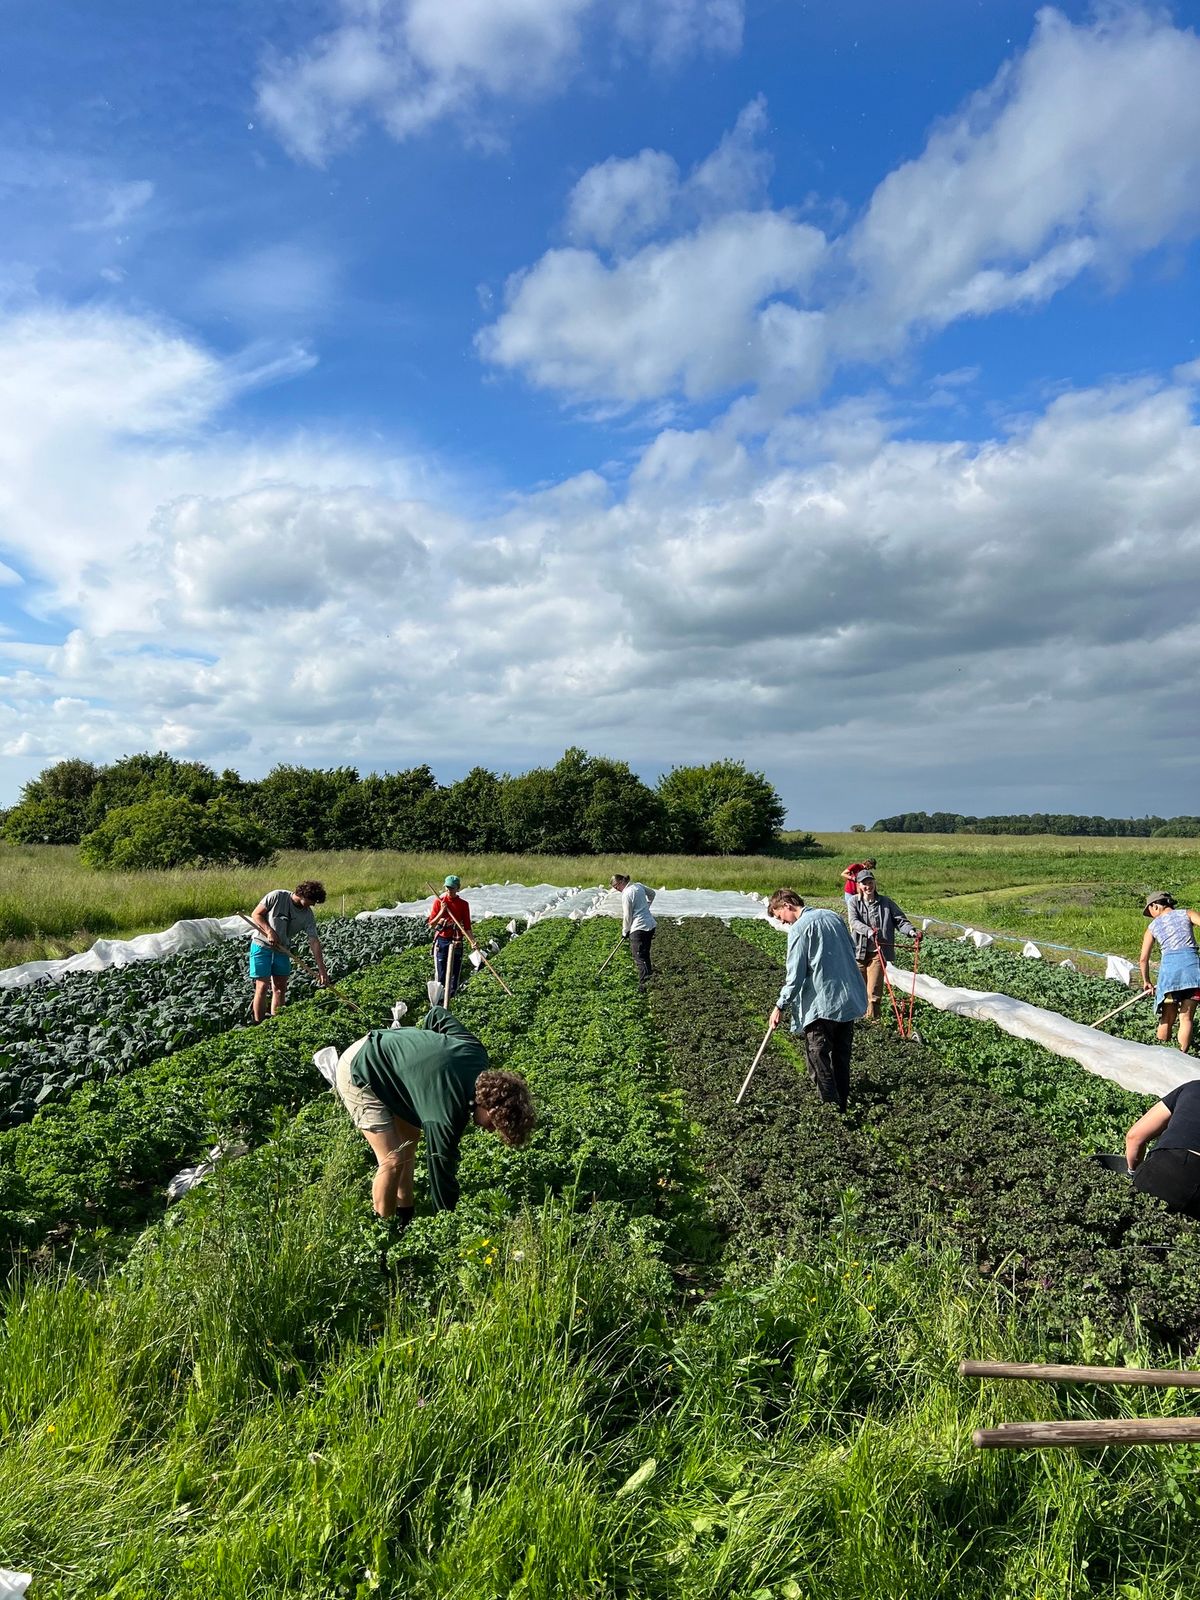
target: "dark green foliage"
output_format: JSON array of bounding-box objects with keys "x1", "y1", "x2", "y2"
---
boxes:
[
  {"x1": 78, "y1": 796, "x2": 276, "y2": 871},
  {"x1": 0, "y1": 914, "x2": 428, "y2": 1127},
  {"x1": 656, "y1": 918, "x2": 1200, "y2": 1347},
  {"x1": 873, "y1": 810, "x2": 1195, "y2": 836},
  {"x1": 657, "y1": 759, "x2": 785, "y2": 852}
]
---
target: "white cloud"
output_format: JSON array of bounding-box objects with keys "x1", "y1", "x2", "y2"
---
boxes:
[
  {"x1": 480, "y1": 210, "x2": 826, "y2": 403},
  {"x1": 843, "y1": 6, "x2": 1200, "y2": 346},
  {"x1": 257, "y1": 0, "x2": 745, "y2": 164},
  {"x1": 2, "y1": 305, "x2": 1200, "y2": 820},
  {"x1": 482, "y1": 9, "x2": 1200, "y2": 409},
  {"x1": 200, "y1": 242, "x2": 342, "y2": 325}
]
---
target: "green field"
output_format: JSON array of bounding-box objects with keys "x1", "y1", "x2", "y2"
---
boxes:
[{"x1": 1, "y1": 833, "x2": 1196, "y2": 968}]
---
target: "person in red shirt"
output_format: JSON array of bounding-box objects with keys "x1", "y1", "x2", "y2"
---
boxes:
[
  {"x1": 840, "y1": 858, "x2": 876, "y2": 913},
  {"x1": 427, "y1": 874, "x2": 472, "y2": 999}
]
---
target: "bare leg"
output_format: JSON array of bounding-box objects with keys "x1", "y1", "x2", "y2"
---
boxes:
[
  {"x1": 1178, "y1": 999, "x2": 1197, "y2": 1054},
  {"x1": 362, "y1": 1118, "x2": 420, "y2": 1217},
  {"x1": 1158, "y1": 1000, "x2": 1178, "y2": 1046},
  {"x1": 270, "y1": 975, "x2": 289, "y2": 1016},
  {"x1": 252, "y1": 978, "x2": 272, "y2": 1023}
]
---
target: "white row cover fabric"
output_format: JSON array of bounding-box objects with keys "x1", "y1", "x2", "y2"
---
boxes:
[
  {"x1": 888, "y1": 964, "x2": 1186, "y2": 1100},
  {"x1": 0, "y1": 913, "x2": 248, "y2": 990},
  {"x1": 0, "y1": 1570, "x2": 31, "y2": 1598},
  {"x1": 358, "y1": 883, "x2": 768, "y2": 925}
]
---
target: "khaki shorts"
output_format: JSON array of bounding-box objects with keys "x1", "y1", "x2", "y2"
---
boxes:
[{"x1": 335, "y1": 1036, "x2": 393, "y2": 1132}]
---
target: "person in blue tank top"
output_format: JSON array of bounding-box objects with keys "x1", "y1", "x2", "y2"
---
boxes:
[{"x1": 1139, "y1": 892, "x2": 1200, "y2": 1053}]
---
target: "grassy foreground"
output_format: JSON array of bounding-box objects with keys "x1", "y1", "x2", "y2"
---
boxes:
[{"x1": 2, "y1": 832, "x2": 1197, "y2": 966}]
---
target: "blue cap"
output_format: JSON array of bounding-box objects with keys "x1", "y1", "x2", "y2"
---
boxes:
[{"x1": 444, "y1": 874, "x2": 461, "y2": 890}]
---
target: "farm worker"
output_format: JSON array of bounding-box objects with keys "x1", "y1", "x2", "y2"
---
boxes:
[
  {"x1": 427, "y1": 874, "x2": 472, "y2": 1000},
  {"x1": 1124, "y1": 1079, "x2": 1200, "y2": 1214},
  {"x1": 767, "y1": 889, "x2": 867, "y2": 1112},
  {"x1": 847, "y1": 871, "x2": 919, "y2": 1022},
  {"x1": 611, "y1": 873, "x2": 657, "y2": 989},
  {"x1": 840, "y1": 857, "x2": 876, "y2": 916},
  {"x1": 333, "y1": 1005, "x2": 536, "y2": 1226},
  {"x1": 1139, "y1": 893, "x2": 1200, "y2": 1053},
  {"x1": 247, "y1": 880, "x2": 329, "y2": 1023}
]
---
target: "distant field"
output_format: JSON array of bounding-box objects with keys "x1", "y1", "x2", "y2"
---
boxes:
[{"x1": 0, "y1": 833, "x2": 1195, "y2": 967}]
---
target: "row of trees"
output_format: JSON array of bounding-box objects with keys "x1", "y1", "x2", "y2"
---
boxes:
[
  {"x1": 870, "y1": 811, "x2": 1200, "y2": 837},
  {"x1": 2, "y1": 749, "x2": 788, "y2": 867}
]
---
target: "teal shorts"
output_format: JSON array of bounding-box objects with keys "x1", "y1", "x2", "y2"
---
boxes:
[{"x1": 249, "y1": 943, "x2": 292, "y2": 979}]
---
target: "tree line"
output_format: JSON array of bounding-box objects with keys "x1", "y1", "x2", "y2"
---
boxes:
[
  {"x1": 870, "y1": 811, "x2": 1200, "y2": 837},
  {"x1": 0, "y1": 749, "x2": 788, "y2": 869}
]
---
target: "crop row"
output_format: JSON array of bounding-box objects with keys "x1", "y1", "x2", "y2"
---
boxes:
[
  {"x1": 733, "y1": 917, "x2": 1152, "y2": 1153},
  {"x1": 0, "y1": 913, "x2": 429, "y2": 1128},
  {"x1": 663, "y1": 918, "x2": 1200, "y2": 1347}
]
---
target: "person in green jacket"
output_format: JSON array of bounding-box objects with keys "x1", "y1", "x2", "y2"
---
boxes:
[{"x1": 333, "y1": 1006, "x2": 536, "y2": 1224}]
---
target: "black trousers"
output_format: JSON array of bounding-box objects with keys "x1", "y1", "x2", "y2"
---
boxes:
[
  {"x1": 629, "y1": 929, "x2": 655, "y2": 984},
  {"x1": 802, "y1": 1018, "x2": 854, "y2": 1111},
  {"x1": 1133, "y1": 1147, "x2": 1200, "y2": 1215},
  {"x1": 434, "y1": 937, "x2": 462, "y2": 997}
]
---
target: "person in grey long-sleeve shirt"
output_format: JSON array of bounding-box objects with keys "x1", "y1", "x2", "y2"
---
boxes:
[
  {"x1": 611, "y1": 873, "x2": 657, "y2": 989},
  {"x1": 767, "y1": 890, "x2": 866, "y2": 1112},
  {"x1": 847, "y1": 870, "x2": 918, "y2": 1022}
]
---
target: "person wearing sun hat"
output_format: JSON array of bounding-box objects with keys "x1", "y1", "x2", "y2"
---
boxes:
[
  {"x1": 427, "y1": 874, "x2": 472, "y2": 1000},
  {"x1": 1139, "y1": 892, "x2": 1200, "y2": 1053}
]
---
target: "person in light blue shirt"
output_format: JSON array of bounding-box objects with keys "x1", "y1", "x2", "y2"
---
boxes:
[{"x1": 767, "y1": 889, "x2": 867, "y2": 1111}]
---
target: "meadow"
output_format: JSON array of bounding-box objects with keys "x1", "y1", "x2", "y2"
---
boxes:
[{"x1": 1, "y1": 831, "x2": 1197, "y2": 968}]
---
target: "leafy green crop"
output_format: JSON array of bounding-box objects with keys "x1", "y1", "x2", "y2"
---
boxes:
[{"x1": 0, "y1": 913, "x2": 428, "y2": 1127}]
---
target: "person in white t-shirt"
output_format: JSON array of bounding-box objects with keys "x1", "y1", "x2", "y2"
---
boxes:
[{"x1": 611, "y1": 873, "x2": 657, "y2": 990}]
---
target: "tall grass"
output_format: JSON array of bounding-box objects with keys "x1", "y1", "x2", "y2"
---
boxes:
[
  {"x1": 1, "y1": 1120, "x2": 1198, "y2": 1597},
  {"x1": 3, "y1": 831, "x2": 1199, "y2": 965}
]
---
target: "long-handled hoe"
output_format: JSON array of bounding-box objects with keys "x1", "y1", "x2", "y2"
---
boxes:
[
  {"x1": 735, "y1": 1021, "x2": 776, "y2": 1105},
  {"x1": 423, "y1": 885, "x2": 513, "y2": 997},
  {"x1": 872, "y1": 930, "x2": 908, "y2": 1036},
  {"x1": 238, "y1": 913, "x2": 369, "y2": 1019},
  {"x1": 596, "y1": 934, "x2": 624, "y2": 979}
]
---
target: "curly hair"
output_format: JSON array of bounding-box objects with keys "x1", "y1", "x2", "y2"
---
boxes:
[
  {"x1": 474, "y1": 1070, "x2": 537, "y2": 1147},
  {"x1": 294, "y1": 880, "x2": 327, "y2": 904}
]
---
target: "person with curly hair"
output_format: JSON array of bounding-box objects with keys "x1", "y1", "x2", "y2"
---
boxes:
[
  {"x1": 247, "y1": 879, "x2": 329, "y2": 1022},
  {"x1": 332, "y1": 1006, "x2": 536, "y2": 1224}
]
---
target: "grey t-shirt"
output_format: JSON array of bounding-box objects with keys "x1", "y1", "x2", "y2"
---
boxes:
[{"x1": 255, "y1": 888, "x2": 318, "y2": 952}]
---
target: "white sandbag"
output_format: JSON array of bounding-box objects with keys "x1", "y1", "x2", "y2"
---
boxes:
[
  {"x1": 886, "y1": 964, "x2": 1188, "y2": 1100},
  {"x1": 971, "y1": 930, "x2": 995, "y2": 949},
  {"x1": 1106, "y1": 954, "x2": 1137, "y2": 984},
  {"x1": 1022, "y1": 941, "x2": 1042, "y2": 958},
  {"x1": 165, "y1": 1140, "x2": 249, "y2": 1203},
  {"x1": 0, "y1": 1569, "x2": 31, "y2": 1598},
  {"x1": 1060, "y1": 959, "x2": 1077, "y2": 971},
  {"x1": 390, "y1": 1002, "x2": 409, "y2": 1026},
  {"x1": 469, "y1": 949, "x2": 484, "y2": 969},
  {"x1": 313, "y1": 1046, "x2": 339, "y2": 1084}
]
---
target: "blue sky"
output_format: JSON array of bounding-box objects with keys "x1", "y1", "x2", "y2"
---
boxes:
[{"x1": 1, "y1": 0, "x2": 1199, "y2": 827}]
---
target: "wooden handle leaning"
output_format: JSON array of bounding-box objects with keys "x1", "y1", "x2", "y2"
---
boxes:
[
  {"x1": 424, "y1": 886, "x2": 513, "y2": 996},
  {"x1": 974, "y1": 1418, "x2": 1200, "y2": 1450},
  {"x1": 960, "y1": 1359, "x2": 1200, "y2": 1389}
]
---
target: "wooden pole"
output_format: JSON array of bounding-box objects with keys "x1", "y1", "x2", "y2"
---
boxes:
[
  {"x1": 425, "y1": 885, "x2": 513, "y2": 997},
  {"x1": 960, "y1": 1359, "x2": 1200, "y2": 1389},
  {"x1": 735, "y1": 1023, "x2": 775, "y2": 1106},
  {"x1": 973, "y1": 1418, "x2": 1200, "y2": 1450},
  {"x1": 1090, "y1": 991, "x2": 1151, "y2": 1029},
  {"x1": 238, "y1": 913, "x2": 367, "y2": 1019},
  {"x1": 596, "y1": 935, "x2": 624, "y2": 977}
]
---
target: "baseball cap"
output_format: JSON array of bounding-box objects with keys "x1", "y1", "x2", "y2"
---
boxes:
[{"x1": 444, "y1": 874, "x2": 461, "y2": 890}]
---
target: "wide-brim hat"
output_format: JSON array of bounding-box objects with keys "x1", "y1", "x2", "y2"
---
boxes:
[{"x1": 1144, "y1": 891, "x2": 1174, "y2": 915}]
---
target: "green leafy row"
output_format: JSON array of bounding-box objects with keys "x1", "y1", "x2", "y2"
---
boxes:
[
  {"x1": 0, "y1": 913, "x2": 429, "y2": 1128},
  {"x1": 677, "y1": 918, "x2": 1200, "y2": 1347}
]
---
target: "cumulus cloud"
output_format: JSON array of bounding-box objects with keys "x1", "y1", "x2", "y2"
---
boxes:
[
  {"x1": 3, "y1": 300, "x2": 1200, "y2": 822},
  {"x1": 482, "y1": 8, "x2": 1200, "y2": 409},
  {"x1": 258, "y1": 0, "x2": 744, "y2": 165}
]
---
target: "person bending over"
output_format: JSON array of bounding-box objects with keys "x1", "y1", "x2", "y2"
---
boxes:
[
  {"x1": 1125, "y1": 1079, "x2": 1200, "y2": 1215},
  {"x1": 333, "y1": 1005, "x2": 536, "y2": 1223}
]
